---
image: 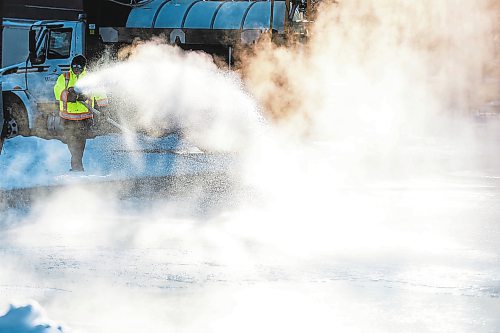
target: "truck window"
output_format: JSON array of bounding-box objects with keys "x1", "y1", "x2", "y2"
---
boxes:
[{"x1": 47, "y1": 29, "x2": 72, "y2": 59}]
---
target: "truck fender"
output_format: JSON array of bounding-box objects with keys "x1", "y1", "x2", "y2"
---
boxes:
[
  {"x1": 2, "y1": 90, "x2": 36, "y2": 138},
  {"x1": 6, "y1": 90, "x2": 36, "y2": 129}
]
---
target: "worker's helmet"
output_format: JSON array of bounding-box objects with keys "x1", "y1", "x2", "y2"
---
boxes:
[{"x1": 71, "y1": 55, "x2": 87, "y2": 71}]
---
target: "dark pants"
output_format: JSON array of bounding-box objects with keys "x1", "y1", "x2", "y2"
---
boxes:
[{"x1": 62, "y1": 118, "x2": 92, "y2": 171}]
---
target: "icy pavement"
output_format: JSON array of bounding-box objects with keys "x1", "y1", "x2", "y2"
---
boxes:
[
  {"x1": 1, "y1": 128, "x2": 500, "y2": 332},
  {"x1": 0, "y1": 135, "x2": 231, "y2": 190}
]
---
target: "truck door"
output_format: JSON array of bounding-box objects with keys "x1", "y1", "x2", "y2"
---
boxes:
[{"x1": 27, "y1": 22, "x2": 81, "y2": 114}]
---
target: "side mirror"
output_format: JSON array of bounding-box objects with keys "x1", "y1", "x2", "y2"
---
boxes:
[
  {"x1": 28, "y1": 29, "x2": 45, "y2": 65},
  {"x1": 28, "y1": 30, "x2": 36, "y2": 60}
]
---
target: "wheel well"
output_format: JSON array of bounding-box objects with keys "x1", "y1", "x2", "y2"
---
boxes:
[
  {"x1": 2, "y1": 92, "x2": 27, "y2": 120},
  {"x1": 2, "y1": 91, "x2": 31, "y2": 137}
]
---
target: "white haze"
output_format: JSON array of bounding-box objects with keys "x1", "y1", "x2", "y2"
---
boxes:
[
  {"x1": 76, "y1": 42, "x2": 266, "y2": 153},
  {"x1": 1, "y1": 0, "x2": 499, "y2": 332}
]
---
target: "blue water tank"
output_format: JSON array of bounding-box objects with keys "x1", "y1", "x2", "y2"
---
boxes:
[
  {"x1": 126, "y1": 0, "x2": 286, "y2": 32},
  {"x1": 212, "y1": 2, "x2": 252, "y2": 29},
  {"x1": 154, "y1": 0, "x2": 198, "y2": 28},
  {"x1": 184, "y1": 1, "x2": 221, "y2": 29},
  {"x1": 244, "y1": 1, "x2": 285, "y2": 30},
  {"x1": 126, "y1": 0, "x2": 167, "y2": 28}
]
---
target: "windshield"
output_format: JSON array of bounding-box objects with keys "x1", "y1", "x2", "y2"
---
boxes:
[{"x1": 47, "y1": 29, "x2": 72, "y2": 59}]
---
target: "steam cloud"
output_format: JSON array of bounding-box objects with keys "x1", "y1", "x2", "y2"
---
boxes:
[
  {"x1": 1, "y1": 0, "x2": 499, "y2": 332},
  {"x1": 241, "y1": 0, "x2": 498, "y2": 137},
  {"x1": 77, "y1": 42, "x2": 265, "y2": 153}
]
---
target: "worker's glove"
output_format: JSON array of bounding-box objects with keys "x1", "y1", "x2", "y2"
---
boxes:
[
  {"x1": 77, "y1": 93, "x2": 89, "y2": 102},
  {"x1": 67, "y1": 88, "x2": 77, "y2": 103}
]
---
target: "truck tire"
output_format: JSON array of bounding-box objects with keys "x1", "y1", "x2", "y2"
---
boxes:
[
  {"x1": 4, "y1": 99, "x2": 30, "y2": 137},
  {"x1": 0, "y1": 111, "x2": 6, "y2": 140}
]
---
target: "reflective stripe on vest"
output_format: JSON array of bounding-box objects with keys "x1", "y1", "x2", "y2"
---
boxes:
[
  {"x1": 95, "y1": 98, "x2": 108, "y2": 107},
  {"x1": 59, "y1": 110, "x2": 93, "y2": 120},
  {"x1": 61, "y1": 72, "x2": 70, "y2": 111}
]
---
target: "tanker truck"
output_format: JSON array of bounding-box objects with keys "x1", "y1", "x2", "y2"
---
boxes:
[{"x1": 0, "y1": 0, "x2": 314, "y2": 152}]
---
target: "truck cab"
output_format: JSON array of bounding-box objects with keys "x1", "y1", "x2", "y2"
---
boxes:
[{"x1": 1, "y1": 19, "x2": 86, "y2": 142}]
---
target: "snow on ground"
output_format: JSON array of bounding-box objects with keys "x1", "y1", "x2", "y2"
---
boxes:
[{"x1": 0, "y1": 302, "x2": 66, "y2": 333}]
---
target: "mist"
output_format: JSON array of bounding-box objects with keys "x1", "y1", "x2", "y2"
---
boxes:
[
  {"x1": 77, "y1": 42, "x2": 265, "y2": 153},
  {"x1": 1, "y1": 0, "x2": 500, "y2": 332}
]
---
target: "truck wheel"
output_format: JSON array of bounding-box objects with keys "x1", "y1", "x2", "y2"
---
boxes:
[{"x1": 5, "y1": 100, "x2": 30, "y2": 137}]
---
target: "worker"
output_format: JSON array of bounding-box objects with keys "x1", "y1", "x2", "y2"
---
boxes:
[{"x1": 53, "y1": 54, "x2": 107, "y2": 172}]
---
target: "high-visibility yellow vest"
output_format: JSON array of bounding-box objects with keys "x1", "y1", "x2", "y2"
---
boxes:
[{"x1": 53, "y1": 69, "x2": 108, "y2": 120}]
